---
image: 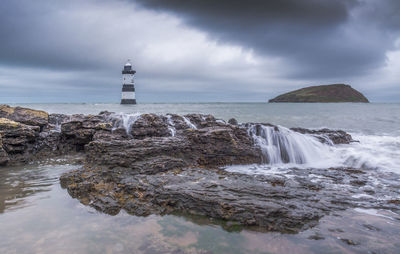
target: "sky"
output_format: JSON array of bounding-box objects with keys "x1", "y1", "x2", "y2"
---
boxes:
[{"x1": 0, "y1": 0, "x2": 399, "y2": 103}]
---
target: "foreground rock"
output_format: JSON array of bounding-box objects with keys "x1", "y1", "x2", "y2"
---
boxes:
[
  {"x1": 86, "y1": 119, "x2": 261, "y2": 174},
  {"x1": 60, "y1": 165, "x2": 400, "y2": 233},
  {"x1": 0, "y1": 104, "x2": 49, "y2": 127},
  {"x1": 3, "y1": 104, "x2": 390, "y2": 234},
  {"x1": 269, "y1": 84, "x2": 369, "y2": 103}
]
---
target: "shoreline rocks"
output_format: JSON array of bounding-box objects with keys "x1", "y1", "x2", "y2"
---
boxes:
[
  {"x1": 0, "y1": 104, "x2": 48, "y2": 128},
  {"x1": 3, "y1": 104, "x2": 392, "y2": 234}
]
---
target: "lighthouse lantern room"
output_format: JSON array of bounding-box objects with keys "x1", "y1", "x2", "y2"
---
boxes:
[{"x1": 121, "y1": 60, "x2": 136, "y2": 104}]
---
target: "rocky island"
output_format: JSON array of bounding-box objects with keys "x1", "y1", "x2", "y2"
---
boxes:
[
  {"x1": 1, "y1": 104, "x2": 398, "y2": 234},
  {"x1": 269, "y1": 84, "x2": 369, "y2": 103}
]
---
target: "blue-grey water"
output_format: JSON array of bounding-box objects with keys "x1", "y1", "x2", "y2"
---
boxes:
[
  {"x1": 1, "y1": 103, "x2": 400, "y2": 253},
  {"x1": 14, "y1": 102, "x2": 400, "y2": 135}
]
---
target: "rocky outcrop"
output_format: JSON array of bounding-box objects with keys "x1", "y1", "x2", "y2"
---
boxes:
[
  {"x1": 85, "y1": 113, "x2": 261, "y2": 174},
  {"x1": 0, "y1": 118, "x2": 40, "y2": 163},
  {"x1": 3, "y1": 104, "x2": 383, "y2": 234},
  {"x1": 0, "y1": 107, "x2": 107, "y2": 165},
  {"x1": 0, "y1": 104, "x2": 49, "y2": 127},
  {"x1": 291, "y1": 127, "x2": 354, "y2": 144},
  {"x1": 269, "y1": 84, "x2": 369, "y2": 103},
  {"x1": 0, "y1": 134, "x2": 9, "y2": 166},
  {"x1": 60, "y1": 114, "x2": 112, "y2": 150},
  {"x1": 56, "y1": 109, "x2": 363, "y2": 233},
  {"x1": 60, "y1": 165, "x2": 400, "y2": 233}
]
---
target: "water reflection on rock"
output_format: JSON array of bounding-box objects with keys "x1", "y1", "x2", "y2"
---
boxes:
[
  {"x1": 0, "y1": 165, "x2": 53, "y2": 213},
  {"x1": 1, "y1": 161, "x2": 400, "y2": 254},
  {"x1": 0, "y1": 156, "x2": 82, "y2": 213}
]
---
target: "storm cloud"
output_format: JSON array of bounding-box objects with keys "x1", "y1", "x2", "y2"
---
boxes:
[
  {"x1": 133, "y1": 0, "x2": 400, "y2": 78},
  {"x1": 0, "y1": 0, "x2": 399, "y2": 102}
]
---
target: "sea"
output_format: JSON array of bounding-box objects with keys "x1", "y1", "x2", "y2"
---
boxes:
[{"x1": 0, "y1": 103, "x2": 399, "y2": 253}]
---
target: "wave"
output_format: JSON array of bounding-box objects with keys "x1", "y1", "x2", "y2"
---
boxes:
[
  {"x1": 228, "y1": 125, "x2": 400, "y2": 174},
  {"x1": 246, "y1": 124, "x2": 330, "y2": 164}
]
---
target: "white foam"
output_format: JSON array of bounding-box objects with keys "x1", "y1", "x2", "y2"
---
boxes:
[
  {"x1": 182, "y1": 116, "x2": 197, "y2": 129},
  {"x1": 166, "y1": 115, "x2": 176, "y2": 137},
  {"x1": 354, "y1": 208, "x2": 396, "y2": 220},
  {"x1": 110, "y1": 113, "x2": 141, "y2": 135},
  {"x1": 351, "y1": 193, "x2": 375, "y2": 199},
  {"x1": 226, "y1": 126, "x2": 400, "y2": 175},
  {"x1": 334, "y1": 134, "x2": 400, "y2": 173},
  {"x1": 247, "y1": 124, "x2": 332, "y2": 165}
]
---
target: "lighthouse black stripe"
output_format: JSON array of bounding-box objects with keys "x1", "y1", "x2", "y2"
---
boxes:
[
  {"x1": 121, "y1": 99, "x2": 136, "y2": 104},
  {"x1": 122, "y1": 70, "x2": 136, "y2": 74},
  {"x1": 122, "y1": 85, "x2": 135, "y2": 92}
]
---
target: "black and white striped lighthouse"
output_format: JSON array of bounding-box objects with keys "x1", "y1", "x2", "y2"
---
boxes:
[{"x1": 121, "y1": 60, "x2": 136, "y2": 104}]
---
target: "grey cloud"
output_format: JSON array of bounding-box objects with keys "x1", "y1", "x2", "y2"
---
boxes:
[
  {"x1": 0, "y1": 0, "x2": 113, "y2": 70},
  {"x1": 0, "y1": 0, "x2": 399, "y2": 103},
  {"x1": 133, "y1": 0, "x2": 400, "y2": 79}
]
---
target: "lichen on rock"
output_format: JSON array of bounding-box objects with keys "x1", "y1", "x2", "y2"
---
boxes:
[{"x1": 0, "y1": 104, "x2": 49, "y2": 127}]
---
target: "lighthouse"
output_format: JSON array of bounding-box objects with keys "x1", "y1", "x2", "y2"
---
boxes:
[{"x1": 120, "y1": 60, "x2": 136, "y2": 104}]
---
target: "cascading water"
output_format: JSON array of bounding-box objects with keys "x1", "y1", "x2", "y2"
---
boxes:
[
  {"x1": 246, "y1": 124, "x2": 330, "y2": 165},
  {"x1": 228, "y1": 124, "x2": 400, "y2": 175},
  {"x1": 108, "y1": 113, "x2": 141, "y2": 135},
  {"x1": 52, "y1": 121, "x2": 62, "y2": 133},
  {"x1": 182, "y1": 116, "x2": 197, "y2": 129},
  {"x1": 166, "y1": 115, "x2": 176, "y2": 137}
]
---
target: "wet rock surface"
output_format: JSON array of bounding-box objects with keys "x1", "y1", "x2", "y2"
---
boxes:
[
  {"x1": 3, "y1": 104, "x2": 398, "y2": 235},
  {"x1": 0, "y1": 104, "x2": 354, "y2": 167},
  {"x1": 60, "y1": 165, "x2": 400, "y2": 233},
  {"x1": 0, "y1": 135, "x2": 9, "y2": 166},
  {"x1": 0, "y1": 118, "x2": 40, "y2": 163},
  {"x1": 290, "y1": 127, "x2": 354, "y2": 144},
  {"x1": 0, "y1": 104, "x2": 48, "y2": 128}
]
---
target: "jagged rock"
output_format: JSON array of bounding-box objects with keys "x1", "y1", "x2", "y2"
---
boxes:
[
  {"x1": 0, "y1": 104, "x2": 356, "y2": 168},
  {"x1": 0, "y1": 118, "x2": 39, "y2": 154},
  {"x1": 129, "y1": 114, "x2": 170, "y2": 138},
  {"x1": 0, "y1": 135, "x2": 9, "y2": 165},
  {"x1": 60, "y1": 165, "x2": 400, "y2": 233},
  {"x1": 0, "y1": 109, "x2": 113, "y2": 164},
  {"x1": 85, "y1": 135, "x2": 191, "y2": 173},
  {"x1": 61, "y1": 167, "x2": 322, "y2": 232},
  {"x1": 61, "y1": 114, "x2": 112, "y2": 147},
  {"x1": 47, "y1": 113, "x2": 70, "y2": 131},
  {"x1": 291, "y1": 127, "x2": 354, "y2": 144},
  {"x1": 185, "y1": 126, "x2": 261, "y2": 166},
  {"x1": 184, "y1": 114, "x2": 224, "y2": 128},
  {"x1": 0, "y1": 104, "x2": 48, "y2": 127},
  {"x1": 228, "y1": 118, "x2": 238, "y2": 125},
  {"x1": 33, "y1": 131, "x2": 64, "y2": 154},
  {"x1": 85, "y1": 124, "x2": 261, "y2": 174},
  {"x1": 166, "y1": 114, "x2": 195, "y2": 130}
]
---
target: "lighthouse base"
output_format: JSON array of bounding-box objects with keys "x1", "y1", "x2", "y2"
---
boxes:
[
  {"x1": 121, "y1": 99, "x2": 136, "y2": 104},
  {"x1": 121, "y1": 84, "x2": 136, "y2": 104}
]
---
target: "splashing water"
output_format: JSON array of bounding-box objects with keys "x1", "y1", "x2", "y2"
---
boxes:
[
  {"x1": 227, "y1": 124, "x2": 400, "y2": 175},
  {"x1": 166, "y1": 115, "x2": 176, "y2": 137},
  {"x1": 52, "y1": 121, "x2": 62, "y2": 133},
  {"x1": 335, "y1": 134, "x2": 400, "y2": 172},
  {"x1": 109, "y1": 113, "x2": 141, "y2": 135},
  {"x1": 247, "y1": 124, "x2": 330, "y2": 164},
  {"x1": 182, "y1": 116, "x2": 197, "y2": 129}
]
